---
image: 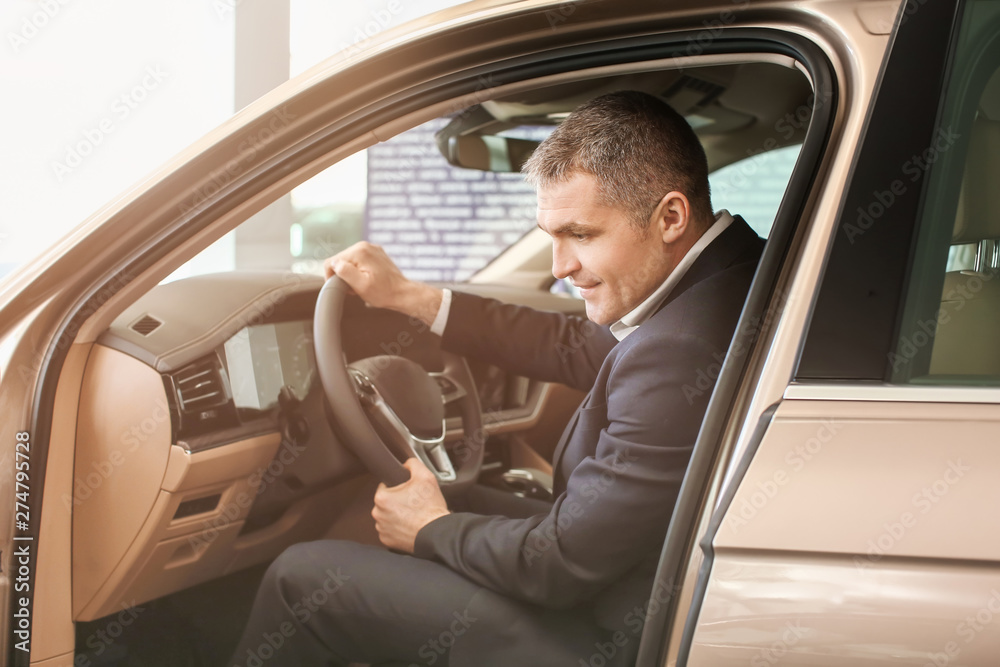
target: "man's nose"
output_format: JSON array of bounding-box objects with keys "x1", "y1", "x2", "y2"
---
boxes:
[{"x1": 551, "y1": 240, "x2": 581, "y2": 280}]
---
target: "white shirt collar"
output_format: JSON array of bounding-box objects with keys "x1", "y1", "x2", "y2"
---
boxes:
[{"x1": 609, "y1": 210, "x2": 735, "y2": 341}]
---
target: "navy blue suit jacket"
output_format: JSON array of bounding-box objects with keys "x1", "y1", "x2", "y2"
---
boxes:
[{"x1": 414, "y1": 217, "x2": 764, "y2": 657}]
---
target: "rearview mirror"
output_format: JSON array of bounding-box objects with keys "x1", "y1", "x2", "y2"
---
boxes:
[
  {"x1": 436, "y1": 133, "x2": 539, "y2": 173},
  {"x1": 434, "y1": 105, "x2": 541, "y2": 173}
]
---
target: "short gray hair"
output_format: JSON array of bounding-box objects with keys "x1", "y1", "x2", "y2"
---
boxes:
[{"x1": 522, "y1": 91, "x2": 713, "y2": 231}]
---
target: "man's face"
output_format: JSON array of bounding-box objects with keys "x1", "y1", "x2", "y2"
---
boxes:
[{"x1": 537, "y1": 172, "x2": 670, "y2": 325}]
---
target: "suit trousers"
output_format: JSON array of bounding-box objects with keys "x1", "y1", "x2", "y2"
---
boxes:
[{"x1": 229, "y1": 485, "x2": 624, "y2": 667}]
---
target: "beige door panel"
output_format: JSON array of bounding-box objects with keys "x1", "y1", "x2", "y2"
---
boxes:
[
  {"x1": 692, "y1": 551, "x2": 1000, "y2": 666},
  {"x1": 688, "y1": 397, "x2": 1000, "y2": 664}
]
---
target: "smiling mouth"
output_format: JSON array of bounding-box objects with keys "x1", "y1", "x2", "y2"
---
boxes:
[{"x1": 574, "y1": 283, "x2": 600, "y2": 296}]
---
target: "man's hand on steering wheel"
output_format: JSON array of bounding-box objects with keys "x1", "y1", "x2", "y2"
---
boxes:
[
  {"x1": 372, "y1": 458, "x2": 450, "y2": 553},
  {"x1": 314, "y1": 241, "x2": 486, "y2": 496},
  {"x1": 323, "y1": 242, "x2": 442, "y2": 327}
]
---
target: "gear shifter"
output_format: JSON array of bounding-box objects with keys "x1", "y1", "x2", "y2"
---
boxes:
[{"x1": 501, "y1": 468, "x2": 554, "y2": 501}]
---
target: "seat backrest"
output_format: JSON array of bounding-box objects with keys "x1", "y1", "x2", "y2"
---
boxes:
[{"x1": 929, "y1": 114, "x2": 1000, "y2": 376}]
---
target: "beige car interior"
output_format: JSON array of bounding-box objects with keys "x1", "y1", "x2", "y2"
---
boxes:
[
  {"x1": 930, "y1": 66, "x2": 1000, "y2": 376},
  {"x1": 27, "y1": 57, "x2": 815, "y2": 665}
]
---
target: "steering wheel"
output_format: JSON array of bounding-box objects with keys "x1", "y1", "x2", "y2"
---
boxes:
[{"x1": 313, "y1": 277, "x2": 484, "y2": 494}]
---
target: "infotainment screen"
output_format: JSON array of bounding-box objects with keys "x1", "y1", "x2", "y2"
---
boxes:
[{"x1": 222, "y1": 320, "x2": 315, "y2": 411}]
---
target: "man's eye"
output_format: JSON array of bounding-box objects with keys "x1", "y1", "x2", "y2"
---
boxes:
[{"x1": 573, "y1": 233, "x2": 588, "y2": 241}]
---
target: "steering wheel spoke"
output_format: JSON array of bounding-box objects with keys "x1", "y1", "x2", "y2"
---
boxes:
[
  {"x1": 349, "y1": 368, "x2": 456, "y2": 483},
  {"x1": 314, "y1": 277, "x2": 483, "y2": 492}
]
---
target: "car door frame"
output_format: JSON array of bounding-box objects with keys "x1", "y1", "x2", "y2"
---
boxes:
[{"x1": 666, "y1": 0, "x2": 974, "y2": 665}]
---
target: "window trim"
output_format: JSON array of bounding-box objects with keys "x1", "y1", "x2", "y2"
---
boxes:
[
  {"x1": 784, "y1": 382, "x2": 1000, "y2": 404},
  {"x1": 795, "y1": 0, "x2": 964, "y2": 382}
]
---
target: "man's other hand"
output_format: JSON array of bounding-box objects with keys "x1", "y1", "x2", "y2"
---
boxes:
[
  {"x1": 372, "y1": 458, "x2": 451, "y2": 553},
  {"x1": 324, "y1": 242, "x2": 442, "y2": 326}
]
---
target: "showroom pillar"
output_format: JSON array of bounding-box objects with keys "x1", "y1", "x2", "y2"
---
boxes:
[{"x1": 234, "y1": 0, "x2": 293, "y2": 270}]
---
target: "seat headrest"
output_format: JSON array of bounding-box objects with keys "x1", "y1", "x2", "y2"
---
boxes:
[{"x1": 953, "y1": 115, "x2": 1000, "y2": 244}]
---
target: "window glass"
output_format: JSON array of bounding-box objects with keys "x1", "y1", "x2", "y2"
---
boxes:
[
  {"x1": 291, "y1": 116, "x2": 541, "y2": 282},
  {"x1": 891, "y1": 0, "x2": 1000, "y2": 384},
  {"x1": 171, "y1": 60, "x2": 811, "y2": 287},
  {"x1": 169, "y1": 113, "x2": 541, "y2": 283},
  {"x1": 709, "y1": 144, "x2": 801, "y2": 238}
]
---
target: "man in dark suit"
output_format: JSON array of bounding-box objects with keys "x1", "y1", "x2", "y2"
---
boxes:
[{"x1": 230, "y1": 91, "x2": 763, "y2": 667}]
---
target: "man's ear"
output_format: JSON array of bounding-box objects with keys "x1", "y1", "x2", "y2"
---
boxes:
[{"x1": 650, "y1": 191, "x2": 693, "y2": 244}]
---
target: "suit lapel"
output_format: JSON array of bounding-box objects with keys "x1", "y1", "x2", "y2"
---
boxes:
[
  {"x1": 551, "y1": 389, "x2": 591, "y2": 494},
  {"x1": 657, "y1": 215, "x2": 763, "y2": 315}
]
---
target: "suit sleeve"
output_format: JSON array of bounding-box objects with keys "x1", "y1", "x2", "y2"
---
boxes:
[
  {"x1": 440, "y1": 291, "x2": 618, "y2": 392},
  {"x1": 413, "y1": 330, "x2": 719, "y2": 608}
]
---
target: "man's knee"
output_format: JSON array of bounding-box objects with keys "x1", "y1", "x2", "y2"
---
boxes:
[{"x1": 265, "y1": 540, "x2": 355, "y2": 604}]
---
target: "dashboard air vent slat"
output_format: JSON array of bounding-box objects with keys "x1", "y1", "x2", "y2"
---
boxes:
[
  {"x1": 175, "y1": 358, "x2": 227, "y2": 411},
  {"x1": 131, "y1": 314, "x2": 163, "y2": 336}
]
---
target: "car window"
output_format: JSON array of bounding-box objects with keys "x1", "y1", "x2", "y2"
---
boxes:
[
  {"x1": 890, "y1": 0, "x2": 1000, "y2": 385},
  {"x1": 795, "y1": 0, "x2": 963, "y2": 381},
  {"x1": 708, "y1": 144, "x2": 801, "y2": 239},
  {"x1": 167, "y1": 115, "x2": 543, "y2": 284},
  {"x1": 170, "y1": 62, "x2": 810, "y2": 287},
  {"x1": 357, "y1": 117, "x2": 546, "y2": 282}
]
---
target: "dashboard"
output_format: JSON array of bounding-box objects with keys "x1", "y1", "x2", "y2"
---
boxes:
[{"x1": 72, "y1": 270, "x2": 583, "y2": 621}]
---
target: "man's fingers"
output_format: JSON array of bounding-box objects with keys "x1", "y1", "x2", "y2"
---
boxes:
[
  {"x1": 332, "y1": 257, "x2": 364, "y2": 284},
  {"x1": 403, "y1": 457, "x2": 429, "y2": 476}
]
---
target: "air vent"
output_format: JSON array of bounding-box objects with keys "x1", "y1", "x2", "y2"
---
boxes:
[
  {"x1": 130, "y1": 314, "x2": 162, "y2": 336},
  {"x1": 174, "y1": 358, "x2": 228, "y2": 412}
]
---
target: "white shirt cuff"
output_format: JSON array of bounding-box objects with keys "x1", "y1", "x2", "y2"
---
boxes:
[{"x1": 429, "y1": 288, "x2": 452, "y2": 337}]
